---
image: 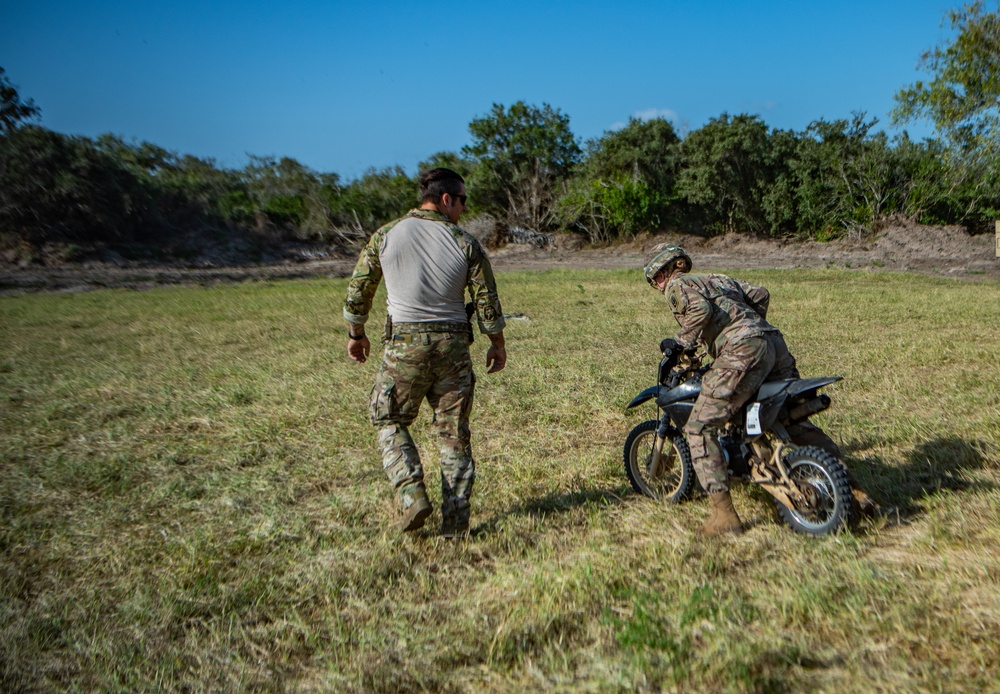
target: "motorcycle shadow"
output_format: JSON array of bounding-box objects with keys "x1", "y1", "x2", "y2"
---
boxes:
[
  {"x1": 845, "y1": 435, "x2": 997, "y2": 522},
  {"x1": 463, "y1": 435, "x2": 995, "y2": 537}
]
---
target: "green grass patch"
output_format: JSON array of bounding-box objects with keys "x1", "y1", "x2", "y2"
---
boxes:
[{"x1": 1, "y1": 269, "x2": 998, "y2": 691}]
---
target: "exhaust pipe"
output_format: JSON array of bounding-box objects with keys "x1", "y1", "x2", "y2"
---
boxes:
[{"x1": 787, "y1": 394, "x2": 831, "y2": 423}]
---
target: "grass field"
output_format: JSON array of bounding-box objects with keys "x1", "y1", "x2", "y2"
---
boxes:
[{"x1": 2, "y1": 268, "x2": 998, "y2": 692}]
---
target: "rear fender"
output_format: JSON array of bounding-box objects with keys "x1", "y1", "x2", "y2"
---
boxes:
[
  {"x1": 748, "y1": 381, "x2": 791, "y2": 433},
  {"x1": 785, "y1": 376, "x2": 842, "y2": 398},
  {"x1": 751, "y1": 377, "x2": 842, "y2": 432}
]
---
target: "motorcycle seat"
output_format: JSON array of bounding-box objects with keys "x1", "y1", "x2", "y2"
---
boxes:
[{"x1": 757, "y1": 379, "x2": 794, "y2": 401}]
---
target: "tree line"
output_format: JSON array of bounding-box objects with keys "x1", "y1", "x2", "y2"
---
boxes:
[{"x1": 1, "y1": 2, "x2": 997, "y2": 260}]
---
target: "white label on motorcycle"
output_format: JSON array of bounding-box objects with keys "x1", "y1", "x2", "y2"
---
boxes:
[{"x1": 746, "y1": 403, "x2": 763, "y2": 436}]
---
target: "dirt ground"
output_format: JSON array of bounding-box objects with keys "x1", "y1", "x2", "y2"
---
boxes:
[{"x1": 1, "y1": 220, "x2": 997, "y2": 295}]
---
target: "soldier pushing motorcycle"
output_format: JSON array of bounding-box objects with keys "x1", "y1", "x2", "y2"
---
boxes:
[{"x1": 642, "y1": 245, "x2": 876, "y2": 536}]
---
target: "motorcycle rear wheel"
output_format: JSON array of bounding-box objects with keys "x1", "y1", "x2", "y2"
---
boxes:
[
  {"x1": 774, "y1": 446, "x2": 854, "y2": 536},
  {"x1": 623, "y1": 419, "x2": 694, "y2": 502}
]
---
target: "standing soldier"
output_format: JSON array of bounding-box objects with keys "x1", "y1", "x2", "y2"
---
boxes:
[
  {"x1": 345, "y1": 168, "x2": 507, "y2": 538},
  {"x1": 643, "y1": 245, "x2": 875, "y2": 536}
]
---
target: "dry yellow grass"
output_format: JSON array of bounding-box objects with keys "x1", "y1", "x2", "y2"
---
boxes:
[{"x1": 1, "y1": 268, "x2": 998, "y2": 692}]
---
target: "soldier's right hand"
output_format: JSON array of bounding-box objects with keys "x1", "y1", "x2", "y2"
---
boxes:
[{"x1": 347, "y1": 335, "x2": 371, "y2": 363}]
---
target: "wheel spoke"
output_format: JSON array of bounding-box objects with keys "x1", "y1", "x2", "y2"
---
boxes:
[
  {"x1": 788, "y1": 462, "x2": 836, "y2": 525},
  {"x1": 624, "y1": 420, "x2": 693, "y2": 503}
]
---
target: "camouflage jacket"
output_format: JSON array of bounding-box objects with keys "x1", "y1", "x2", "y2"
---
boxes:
[
  {"x1": 664, "y1": 272, "x2": 776, "y2": 357},
  {"x1": 343, "y1": 209, "x2": 506, "y2": 334}
]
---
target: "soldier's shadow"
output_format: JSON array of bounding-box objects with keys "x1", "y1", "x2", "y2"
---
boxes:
[{"x1": 843, "y1": 435, "x2": 997, "y2": 522}]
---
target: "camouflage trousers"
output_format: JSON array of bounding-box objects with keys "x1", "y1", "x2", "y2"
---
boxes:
[
  {"x1": 684, "y1": 332, "x2": 794, "y2": 493},
  {"x1": 369, "y1": 325, "x2": 476, "y2": 520}
]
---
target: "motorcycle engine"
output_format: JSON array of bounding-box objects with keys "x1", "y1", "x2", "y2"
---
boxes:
[{"x1": 719, "y1": 435, "x2": 751, "y2": 478}]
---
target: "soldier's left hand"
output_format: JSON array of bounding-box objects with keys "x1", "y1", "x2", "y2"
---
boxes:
[{"x1": 486, "y1": 345, "x2": 506, "y2": 373}]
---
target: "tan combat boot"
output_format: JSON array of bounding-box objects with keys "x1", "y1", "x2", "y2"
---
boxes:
[
  {"x1": 400, "y1": 486, "x2": 432, "y2": 532},
  {"x1": 700, "y1": 491, "x2": 744, "y2": 536}
]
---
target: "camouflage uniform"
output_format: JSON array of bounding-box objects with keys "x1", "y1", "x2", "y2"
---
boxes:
[
  {"x1": 344, "y1": 209, "x2": 505, "y2": 528},
  {"x1": 664, "y1": 272, "x2": 792, "y2": 493}
]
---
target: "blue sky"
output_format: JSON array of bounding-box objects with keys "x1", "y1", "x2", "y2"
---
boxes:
[{"x1": 3, "y1": 0, "x2": 956, "y2": 180}]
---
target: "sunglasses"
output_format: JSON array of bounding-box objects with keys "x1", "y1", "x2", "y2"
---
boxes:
[{"x1": 450, "y1": 193, "x2": 467, "y2": 205}]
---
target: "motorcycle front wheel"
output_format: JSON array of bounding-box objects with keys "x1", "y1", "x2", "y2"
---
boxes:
[
  {"x1": 623, "y1": 419, "x2": 694, "y2": 502},
  {"x1": 774, "y1": 446, "x2": 854, "y2": 536}
]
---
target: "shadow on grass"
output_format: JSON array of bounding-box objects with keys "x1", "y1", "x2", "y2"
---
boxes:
[
  {"x1": 518, "y1": 487, "x2": 629, "y2": 517},
  {"x1": 471, "y1": 485, "x2": 630, "y2": 538},
  {"x1": 843, "y1": 435, "x2": 997, "y2": 522}
]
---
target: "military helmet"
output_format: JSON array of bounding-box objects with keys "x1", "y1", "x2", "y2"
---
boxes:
[{"x1": 643, "y1": 245, "x2": 691, "y2": 286}]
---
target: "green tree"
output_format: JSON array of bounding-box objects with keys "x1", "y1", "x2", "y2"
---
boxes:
[
  {"x1": 241, "y1": 155, "x2": 342, "y2": 240},
  {"x1": 0, "y1": 126, "x2": 142, "y2": 243},
  {"x1": 557, "y1": 176, "x2": 661, "y2": 241},
  {"x1": 0, "y1": 67, "x2": 40, "y2": 136},
  {"x1": 677, "y1": 113, "x2": 797, "y2": 237},
  {"x1": 891, "y1": 133, "x2": 959, "y2": 224},
  {"x1": 1, "y1": 68, "x2": 43, "y2": 228},
  {"x1": 557, "y1": 117, "x2": 683, "y2": 241},
  {"x1": 893, "y1": 2, "x2": 1000, "y2": 155},
  {"x1": 92, "y1": 134, "x2": 259, "y2": 235},
  {"x1": 327, "y1": 166, "x2": 415, "y2": 240},
  {"x1": 790, "y1": 114, "x2": 906, "y2": 238},
  {"x1": 581, "y1": 117, "x2": 681, "y2": 187},
  {"x1": 893, "y1": 1, "x2": 1000, "y2": 223},
  {"x1": 418, "y1": 151, "x2": 474, "y2": 180},
  {"x1": 463, "y1": 101, "x2": 581, "y2": 230}
]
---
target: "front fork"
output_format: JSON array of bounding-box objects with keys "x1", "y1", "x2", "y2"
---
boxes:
[{"x1": 647, "y1": 412, "x2": 675, "y2": 478}]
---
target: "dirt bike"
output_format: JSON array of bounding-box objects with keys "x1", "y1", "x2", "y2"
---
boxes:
[{"x1": 623, "y1": 338, "x2": 854, "y2": 536}]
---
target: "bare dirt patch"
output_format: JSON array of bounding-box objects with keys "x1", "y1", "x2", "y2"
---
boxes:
[
  {"x1": 1, "y1": 221, "x2": 997, "y2": 295},
  {"x1": 492, "y1": 220, "x2": 999, "y2": 279}
]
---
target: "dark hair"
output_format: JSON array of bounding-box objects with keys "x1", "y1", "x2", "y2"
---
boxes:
[{"x1": 419, "y1": 167, "x2": 465, "y2": 204}]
